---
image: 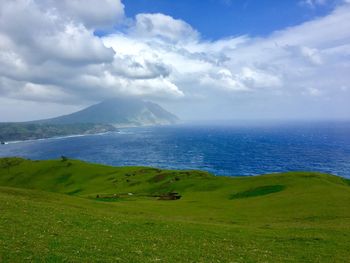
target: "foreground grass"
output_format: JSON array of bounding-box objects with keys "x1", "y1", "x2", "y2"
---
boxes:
[{"x1": 0, "y1": 158, "x2": 350, "y2": 262}]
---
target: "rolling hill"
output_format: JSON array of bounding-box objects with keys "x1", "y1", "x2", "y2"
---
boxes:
[{"x1": 0, "y1": 157, "x2": 350, "y2": 262}]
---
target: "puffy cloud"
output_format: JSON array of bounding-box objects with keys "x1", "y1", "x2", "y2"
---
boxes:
[
  {"x1": 130, "y1": 13, "x2": 199, "y2": 42},
  {"x1": 105, "y1": 2, "x2": 350, "y2": 100},
  {"x1": 0, "y1": 0, "x2": 349, "y2": 120},
  {"x1": 46, "y1": 0, "x2": 125, "y2": 29},
  {"x1": 0, "y1": 0, "x2": 187, "y2": 105},
  {"x1": 0, "y1": 0, "x2": 116, "y2": 65}
]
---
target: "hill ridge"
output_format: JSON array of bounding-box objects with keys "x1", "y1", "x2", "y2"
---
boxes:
[{"x1": 1, "y1": 157, "x2": 350, "y2": 262}]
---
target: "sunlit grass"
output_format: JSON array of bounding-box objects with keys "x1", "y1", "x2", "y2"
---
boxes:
[{"x1": 1, "y1": 158, "x2": 349, "y2": 262}]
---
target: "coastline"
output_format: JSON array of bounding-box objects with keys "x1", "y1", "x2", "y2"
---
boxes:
[
  {"x1": 1, "y1": 131, "x2": 120, "y2": 145},
  {"x1": 1, "y1": 123, "x2": 349, "y2": 178},
  {"x1": 0, "y1": 123, "x2": 179, "y2": 145}
]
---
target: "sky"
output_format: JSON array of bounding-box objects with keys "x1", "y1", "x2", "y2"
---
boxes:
[{"x1": 0, "y1": 0, "x2": 349, "y2": 121}]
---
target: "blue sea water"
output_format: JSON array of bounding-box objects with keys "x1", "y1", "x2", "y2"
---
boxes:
[{"x1": 1, "y1": 121, "x2": 350, "y2": 178}]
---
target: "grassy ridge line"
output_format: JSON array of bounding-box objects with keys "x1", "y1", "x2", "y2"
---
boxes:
[
  {"x1": 0, "y1": 157, "x2": 214, "y2": 197},
  {"x1": 1, "y1": 157, "x2": 350, "y2": 262},
  {"x1": 1, "y1": 157, "x2": 348, "y2": 199},
  {"x1": 0, "y1": 157, "x2": 349, "y2": 226}
]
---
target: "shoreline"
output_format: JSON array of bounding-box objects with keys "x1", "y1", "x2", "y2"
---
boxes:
[
  {"x1": 1, "y1": 131, "x2": 120, "y2": 145},
  {"x1": 1, "y1": 123, "x2": 348, "y2": 178},
  {"x1": 0, "y1": 156, "x2": 347, "y2": 179},
  {"x1": 0, "y1": 123, "x2": 178, "y2": 145}
]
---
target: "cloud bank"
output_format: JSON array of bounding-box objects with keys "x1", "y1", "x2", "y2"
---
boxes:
[{"x1": 0, "y1": 0, "x2": 349, "y2": 120}]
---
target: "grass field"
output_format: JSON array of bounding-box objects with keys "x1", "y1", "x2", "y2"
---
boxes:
[{"x1": 1, "y1": 157, "x2": 350, "y2": 262}]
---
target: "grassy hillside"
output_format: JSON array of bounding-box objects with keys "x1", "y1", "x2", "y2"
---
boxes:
[{"x1": 1, "y1": 157, "x2": 350, "y2": 262}]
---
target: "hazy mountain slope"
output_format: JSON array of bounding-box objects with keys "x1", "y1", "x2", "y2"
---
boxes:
[
  {"x1": 0, "y1": 98, "x2": 179, "y2": 141},
  {"x1": 39, "y1": 97, "x2": 179, "y2": 126}
]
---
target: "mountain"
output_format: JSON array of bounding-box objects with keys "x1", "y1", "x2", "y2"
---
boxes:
[
  {"x1": 0, "y1": 98, "x2": 179, "y2": 142},
  {"x1": 38, "y1": 97, "x2": 179, "y2": 127}
]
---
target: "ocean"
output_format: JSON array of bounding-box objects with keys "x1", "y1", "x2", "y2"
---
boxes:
[{"x1": 1, "y1": 121, "x2": 350, "y2": 178}]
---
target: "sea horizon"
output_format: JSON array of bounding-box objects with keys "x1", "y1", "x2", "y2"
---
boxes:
[{"x1": 1, "y1": 120, "x2": 349, "y2": 178}]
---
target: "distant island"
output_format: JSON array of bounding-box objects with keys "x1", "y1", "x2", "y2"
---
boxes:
[{"x1": 0, "y1": 97, "x2": 179, "y2": 142}]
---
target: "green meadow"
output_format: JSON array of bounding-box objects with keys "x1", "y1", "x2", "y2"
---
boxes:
[{"x1": 0, "y1": 157, "x2": 350, "y2": 262}]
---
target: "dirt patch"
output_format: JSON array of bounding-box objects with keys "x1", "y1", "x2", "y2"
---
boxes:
[{"x1": 148, "y1": 173, "x2": 169, "y2": 183}]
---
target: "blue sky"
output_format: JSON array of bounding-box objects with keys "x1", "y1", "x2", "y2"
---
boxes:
[
  {"x1": 123, "y1": 0, "x2": 338, "y2": 39},
  {"x1": 0, "y1": 0, "x2": 349, "y2": 121}
]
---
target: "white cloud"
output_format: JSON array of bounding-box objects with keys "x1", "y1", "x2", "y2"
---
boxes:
[
  {"x1": 0, "y1": 0, "x2": 349, "y2": 120},
  {"x1": 130, "y1": 13, "x2": 199, "y2": 42},
  {"x1": 301, "y1": 0, "x2": 328, "y2": 7},
  {"x1": 40, "y1": 0, "x2": 124, "y2": 29},
  {"x1": 305, "y1": 87, "x2": 322, "y2": 96},
  {"x1": 299, "y1": 0, "x2": 348, "y2": 8}
]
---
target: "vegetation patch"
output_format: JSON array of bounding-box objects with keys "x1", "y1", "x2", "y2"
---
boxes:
[
  {"x1": 94, "y1": 197, "x2": 123, "y2": 202},
  {"x1": 138, "y1": 168, "x2": 162, "y2": 174},
  {"x1": 94, "y1": 193, "x2": 133, "y2": 202},
  {"x1": 343, "y1": 178, "x2": 350, "y2": 186},
  {"x1": 66, "y1": 188, "x2": 83, "y2": 195},
  {"x1": 55, "y1": 173, "x2": 72, "y2": 184},
  {"x1": 230, "y1": 185, "x2": 286, "y2": 199},
  {"x1": 149, "y1": 173, "x2": 168, "y2": 183}
]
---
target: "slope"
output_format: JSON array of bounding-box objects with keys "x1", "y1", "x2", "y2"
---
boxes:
[
  {"x1": 0, "y1": 158, "x2": 350, "y2": 262},
  {"x1": 38, "y1": 97, "x2": 179, "y2": 126}
]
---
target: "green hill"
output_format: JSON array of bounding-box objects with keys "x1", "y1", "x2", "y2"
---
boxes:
[{"x1": 1, "y1": 157, "x2": 350, "y2": 262}]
